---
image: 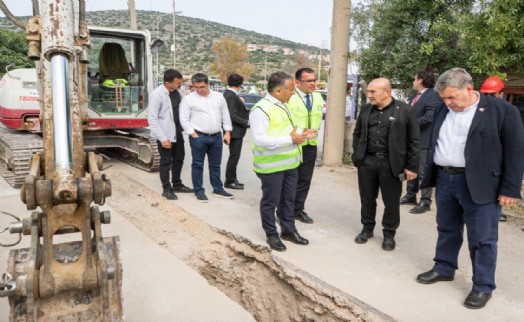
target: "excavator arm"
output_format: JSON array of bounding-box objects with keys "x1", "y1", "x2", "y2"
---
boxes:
[{"x1": 0, "y1": 1, "x2": 124, "y2": 320}]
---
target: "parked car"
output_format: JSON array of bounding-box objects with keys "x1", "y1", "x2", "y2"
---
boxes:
[
  {"x1": 315, "y1": 90, "x2": 328, "y2": 119},
  {"x1": 239, "y1": 93, "x2": 263, "y2": 110}
]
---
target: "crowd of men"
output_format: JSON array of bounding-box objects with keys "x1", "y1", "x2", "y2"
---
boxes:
[{"x1": 148, "y1": 67, "x2": 524, "y2": 310}]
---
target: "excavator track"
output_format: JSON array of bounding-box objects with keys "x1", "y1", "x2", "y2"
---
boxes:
[
  {"x1": 0, "y1": 126, "x2": 159, "y2": 188},
  {"x1": 0, "y1": 125, "x2": 43, "y2": 188},
  {"x1": 85, "y1": 129, "x2": 160, "y2": 172}
]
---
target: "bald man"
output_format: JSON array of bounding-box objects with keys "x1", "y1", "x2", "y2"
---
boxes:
[{"x1": 352, "y1": 78, "x2": 420, "y2": 251}]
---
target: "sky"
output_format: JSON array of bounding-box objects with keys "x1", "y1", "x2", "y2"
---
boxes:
[{"x1": 0, "y1": 0, "x2": 339, "y2": 49}]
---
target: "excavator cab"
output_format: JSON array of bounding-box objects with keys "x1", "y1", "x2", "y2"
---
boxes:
[{"x1": 87, "y1": 27, "x2": 151, "y2": 115}]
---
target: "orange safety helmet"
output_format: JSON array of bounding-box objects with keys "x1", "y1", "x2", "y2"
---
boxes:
[{"x1": 480, "y1": 76, "x2": 504, "y2": 93}]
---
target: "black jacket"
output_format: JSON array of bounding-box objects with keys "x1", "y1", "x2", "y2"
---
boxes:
[
  {"x1": 223, "y1": 89, "x2": 249, "y2": 138},
  {"x1": 352, "y1": 99, "x2": 421, "y2": 177},
  {"x1": 408, "y1": 89, "x2": 442, "y2": 149},
  {"x1": 421, "y1": 94, "x2": 524, "y2": 204}
]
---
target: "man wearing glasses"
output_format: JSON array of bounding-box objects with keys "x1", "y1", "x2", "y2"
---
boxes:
[
  {"x1": 286, "y1": 68, "x2": 324, "y2": 224},
  {"x1": 180, "y1": 73, "x2": 234, "y2": 202}
]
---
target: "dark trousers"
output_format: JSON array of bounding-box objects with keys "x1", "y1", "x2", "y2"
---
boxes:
[
  {"x1": 157, "y1": 140, "x2": 177, "y2": 191},
  {"x1": 432, "y1": 169, "x2": 500, "y2": 293},
  {"x1": 406, "y1": 148, "x2": 433, "y2": 204},
  {"x1": 225, "y1": 137, "x2": 244, "y2": 183},
  {"x1": 357, "y1": 155, "x2": 402, "y2": 237},
  {"x1": 256, "y1": 169, "x2": 298, "y2": 237},
  {"x1": 189, "y1": 134, "x2": 224, "y2": 194},
  {"x1": 294, "y1": 145, "x2": 317, "y2": 213},
  {"x1": 172, "y1": 129, "x2": 186, "y2": 187}
]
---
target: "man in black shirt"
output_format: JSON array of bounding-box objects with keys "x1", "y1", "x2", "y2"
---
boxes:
[
  {"x1": 352, "y1": 78, "x2": 420, "y2": 251},
  {"x1": 169, "y1": 86, "x2": 193, "y2": 193}
]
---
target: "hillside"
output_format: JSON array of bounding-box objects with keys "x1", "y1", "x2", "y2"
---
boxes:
[{"x1": 0, "y1": 10, "x2": 329, "y2": 81}]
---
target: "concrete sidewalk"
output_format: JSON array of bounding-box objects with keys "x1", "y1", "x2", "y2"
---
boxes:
[
  {"x1": 0, "y1": 184, "x2": 255, "y2": 322},
  {"x1": 104, "y1": 131, "x2": 524, "y2": 322}
]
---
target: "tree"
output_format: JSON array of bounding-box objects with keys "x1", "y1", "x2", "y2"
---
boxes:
[
  {"x1": 210, "y1": 36, "x2": 254, "y2": 84},
  {"x1": 463, "y1": 0, "x2": 524, "y2": 78},
  {"x1": 353, "y1": 0, "x2": 474, "y2": 88},
  {"x1": 0, "y1": 29, "x2": 34, "y2": 77}
]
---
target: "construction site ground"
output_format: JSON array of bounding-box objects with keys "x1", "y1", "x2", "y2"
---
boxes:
[{"x1": 1, "y1": 130, "x2": 523, "y2": 321}]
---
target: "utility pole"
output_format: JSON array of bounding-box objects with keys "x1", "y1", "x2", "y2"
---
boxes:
[
  {"x1": 128, "y1": 0, "x2": 137, "y2": 30},
  {"x1": 323, "y1": 0, "x2": 351, "y2": 166},
  {"x1": 171, "y1": 1, "x2": 183, "y2": 69}
]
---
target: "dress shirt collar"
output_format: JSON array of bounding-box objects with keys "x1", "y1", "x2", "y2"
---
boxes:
[
  {"x1": 295, "y1": 87, "x2": 311, "y2": 101},
  {"x1": 448, "y1": 91, "x2": 480, "y2": 114},
  {"x1": 227, "y1": 87, "x2": 240, "y2": 95},
  {"x1": 265, "y1": 93, "x2": 286, "y2": 107}
]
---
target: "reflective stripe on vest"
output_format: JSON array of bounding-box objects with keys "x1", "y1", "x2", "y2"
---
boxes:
[
  {"x1": 250, "y1": 99, "x2": 301, "y2": 174},
  {"x1": 286, "y1": 91, "x2": 323, "y2": 146}
]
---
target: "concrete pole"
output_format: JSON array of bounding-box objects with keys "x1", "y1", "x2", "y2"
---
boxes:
[
  {"x1": 323, "y1": 0, "x2": 351, "y2": 166},
  {"x1": 128, "y1": 0, "x2": 137, "y2": 30}
]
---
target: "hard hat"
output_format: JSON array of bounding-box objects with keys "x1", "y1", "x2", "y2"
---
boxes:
[{"x1": 480, "y1": 76, "x2": 504, "y2": 93}]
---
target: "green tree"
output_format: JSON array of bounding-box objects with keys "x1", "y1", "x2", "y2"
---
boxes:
[
  {"x1": 0, "y1": 29, "x2": 34, "y2": 77},
  {"x1": 463, "y1": 0, "x2": 524, "y2": 78},
  {"x1": 210, "y1": 36, "x2": 255, "y2": 84},
  {"x1": 353, "y1": 0, "x2": 474, "y2": 88}
]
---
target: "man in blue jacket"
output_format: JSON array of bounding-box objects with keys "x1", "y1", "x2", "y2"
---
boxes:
[
  {"x1": 416, "y1": 68, "x2": 524, "y2": 309},
  {"x1": 400, "y1": 71, "x2": 442, "y2": 214}
]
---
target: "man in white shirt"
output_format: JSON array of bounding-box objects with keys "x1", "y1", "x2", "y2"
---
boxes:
[
  {"x1": 180, "y1": 73, "x2": 233, "y2": 202},
  {"x1": 416, "y1": 68, "x2": 524, "y2": 309}
]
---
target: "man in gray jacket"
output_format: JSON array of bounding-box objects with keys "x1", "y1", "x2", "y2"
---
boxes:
[{"x1": 148, "y1": 69, "x2": 184, "y2": 200}]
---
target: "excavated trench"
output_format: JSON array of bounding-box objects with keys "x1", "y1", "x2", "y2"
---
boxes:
[{"x1": 106, "y1": 170, "x2": 392, "y2": 322}]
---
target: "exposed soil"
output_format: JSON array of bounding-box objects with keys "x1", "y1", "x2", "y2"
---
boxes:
[{"x1": 104, "y1": 169, "x2": 392, "y2": 322}]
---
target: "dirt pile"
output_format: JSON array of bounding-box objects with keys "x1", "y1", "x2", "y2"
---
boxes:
[{"x1": 105, "y1": 170, "x2": 391, "y2": 322}]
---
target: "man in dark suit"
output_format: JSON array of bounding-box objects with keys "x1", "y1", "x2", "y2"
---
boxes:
[
  {"x1": 223, "y1": 74, "x2": 250, "y2": 189},
  {"x1": 352, "y1": 78, "x2": 420, "y2": 251},
  {"x1": 416, "y1": 68, "x2": 524, "y2": 309},
  {"x1": 400, "y1": 71, "x2": 442, "y2": 214}
]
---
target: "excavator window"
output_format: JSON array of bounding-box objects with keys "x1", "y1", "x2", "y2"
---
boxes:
[{"x1": 87, "y1": 34, "x2": 147, "y2": 114}]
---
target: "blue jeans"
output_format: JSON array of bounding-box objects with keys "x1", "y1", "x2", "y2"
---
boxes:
[{"x1": 189, "y1": 134, "x2": 224, "y2": 194}]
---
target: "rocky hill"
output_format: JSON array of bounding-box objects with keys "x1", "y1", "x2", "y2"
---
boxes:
[{"x1": 0, "y1": 10, "x2": 328, "y2": 81}]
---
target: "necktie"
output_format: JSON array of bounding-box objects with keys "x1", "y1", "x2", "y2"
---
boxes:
[
  {"x1": 305, "y1": 94, "x2": 312, "y2": 111},
  {"x1": 411, "y1": 92, "x2": 421, "y2": 106}
]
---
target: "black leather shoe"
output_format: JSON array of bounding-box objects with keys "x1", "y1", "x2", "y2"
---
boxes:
[
  {"x1": 173, "y1": 185, "x2": 193, "y2": 193},
  {"x1": 409, "y1": 203, "x2": 431, "y2": 214},
  {"x1": 416, "y1": 270, "x2": 454, "y2": 284},
  {"x1": 235, "y1": 180, "x2": 245, "y2": 187},
  {"x1": 295, "y1": 211, "x2": 314, "y2": 224},
  {"x1": 267, "y1": 234, "x2": 286, "y2": 251},
  {"x1": 382, "y1": 237, "x2": 396, "y2": 251},
  {"x1": 162, "y1": 190, "x2": 178, "y2": 200},
  {"x1": 354, "y1": 230, "x2": 373, "y2": 244},
  {"x1": 225, "y1": 181, "x2": 244, "y2": 190},
  {"x1": 464, "y1": 290, "x2": 492, "y2": 309},
  {"x1": 280, "y1": 231, "x2": 309, "y2": 245},
  {"x1": 400, "y1": 195, "x2": 417, "y2": 205}
]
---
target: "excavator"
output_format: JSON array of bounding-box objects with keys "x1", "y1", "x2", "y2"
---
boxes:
[
  {"x1": 0, "y1": 4, "x2": 161, "y2": 188},
  {"x1": 0, "y1": 0, "x2": 128, "y2": 319}
]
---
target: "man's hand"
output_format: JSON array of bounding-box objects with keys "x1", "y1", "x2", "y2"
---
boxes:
[
  {"x1": 499, "y1": 195, "x2": 519, "y2": 207},
  {"x1": 305, "y1": 129, "x2": 318, "y2": 139},
  {"x1": 290, "y1": 126, "x2": 307, "y2": 145},
  {"x1": 404, "y1": 169, "x2": 418, "y2": 181},
  {"x1": 223, "y1": 131, "x2": 231, "y2": 145},
  {"x1": 161, "y1": 140, "x2": 171, "y2": 149},
  {"x1": 191, "y1": 132, "x2": 199, "y2": 139}
]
